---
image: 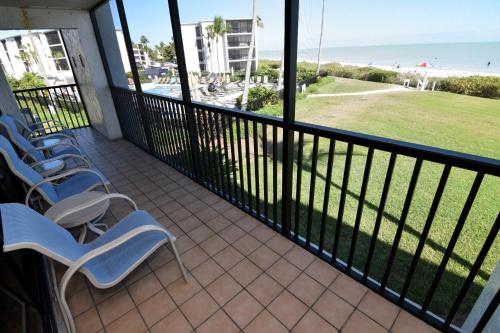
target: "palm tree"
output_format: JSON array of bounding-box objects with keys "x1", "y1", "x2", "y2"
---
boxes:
[
  {"x1": 241, "y1": 2, "x2": 263, "y2": 111},
  {"x1": 215, "y1": 16, "x2": 232, "y2": 74},
  {"x1": 316, "y1": 0, "x2": 326, "y2": 74},
  {"x1": 205, "y1": 25, "x2": 216, "y2": 73}
]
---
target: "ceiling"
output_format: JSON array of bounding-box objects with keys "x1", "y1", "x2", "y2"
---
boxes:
[{"x1": 0, "y1": 0, "x2": 106, "y2": 10}]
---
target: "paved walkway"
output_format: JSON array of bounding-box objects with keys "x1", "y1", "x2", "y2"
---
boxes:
[{"x1": 307, "y1": 86, "x2": 412, "y2": 98}]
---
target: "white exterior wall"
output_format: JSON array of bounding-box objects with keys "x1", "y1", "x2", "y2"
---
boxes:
[
  {"x1": 0, "y1": 6, "x2": 122, "y2": 139},
  {"x1": 181, "y1": 24, "x2": 202, "y2": 73}
]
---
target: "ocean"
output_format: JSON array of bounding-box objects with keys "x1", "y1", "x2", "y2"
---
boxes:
[{"x1": 259, "y1": 42, "x2": 500, "y2": 74}]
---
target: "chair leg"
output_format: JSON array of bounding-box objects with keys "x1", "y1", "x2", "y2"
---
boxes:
[
  {"x1": 59, "y1": 270, "x2": 77, "y2": 333},
  {"x1": 49, "y1": 260, "x2": 72, "y2": 333},
  {"x1": 78, "y1": 224, "x2": 88, "y2": 243},
  {"x1": 87, "y1": 222, "x2": 106, "y2": 235},
  {"x1": 170, "y1": 239, "x2": 188, "y2": 282}
]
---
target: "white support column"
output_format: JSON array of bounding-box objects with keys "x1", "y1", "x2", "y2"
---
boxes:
[
  {"x1": 462, "y1": 261, "x2": 500, "y2": 333},
  {"x1": 0, "y1": 67, "x2": 21, "y2": 119}
]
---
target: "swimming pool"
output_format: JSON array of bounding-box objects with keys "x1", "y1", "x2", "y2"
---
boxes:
[{"x1": 145, "y1": 85, "x2": 181, "y2": 97}]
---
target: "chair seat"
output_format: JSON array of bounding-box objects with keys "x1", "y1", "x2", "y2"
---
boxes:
[
  {"x1": 56, "y1": 172, "x2": 109, "y2": 200},
  {"x1": 52, "y1": 145, "x2": 85, "y2": 158},
  {"x1": 81, "y1": 211, "x2": 170, "y2": 286},
  {"x1": 33, "y1": 159, "x2": 65, "y2": 176}
]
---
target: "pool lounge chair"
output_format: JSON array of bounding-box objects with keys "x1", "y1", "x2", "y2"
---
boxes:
[{"x1": 0, "y1": 203, "x2": 187, "y2": 333}]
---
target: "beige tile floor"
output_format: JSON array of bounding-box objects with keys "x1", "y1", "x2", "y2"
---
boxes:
[{"x1": 60, "y1": 128, "x2": 437, "y2": 333}]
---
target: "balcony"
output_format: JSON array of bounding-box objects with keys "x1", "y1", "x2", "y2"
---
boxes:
[
  {"x1": 62, "y1": 127, "x2": 438, "y2": 333},
  {"x1": 0, "y1": 1, "x2": 499, "y2": 333}
]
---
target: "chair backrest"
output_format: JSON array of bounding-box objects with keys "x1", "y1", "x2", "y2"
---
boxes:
[
  {"x1": 0, "y1": 135, "x2": 58, "y2": 204},
  {"x1": 0, "y1": 115, "x2": 45, "y2": 162},
  {"x1": 1, "y1": 203, "x2": 82, "y2": 265}
]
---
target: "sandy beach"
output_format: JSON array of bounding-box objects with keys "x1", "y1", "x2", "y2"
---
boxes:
[{"x1": 337, "y1": 61, "x2": 500, "y2": 78}]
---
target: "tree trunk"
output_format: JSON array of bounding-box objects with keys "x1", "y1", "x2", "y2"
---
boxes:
[
  {"x1": 316, "y1": 0, "x2": 325, "y2": 75},
  {"x1": 278, "y1": 52, "x2": 284, "y2": 90},
  {"x1": 241, "y1": 0, "x2": 257, "y2": 111}
]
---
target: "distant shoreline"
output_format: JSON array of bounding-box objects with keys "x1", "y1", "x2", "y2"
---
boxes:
[{"x1": 260, "y1": 57, "x2": 500, "y2": 78}]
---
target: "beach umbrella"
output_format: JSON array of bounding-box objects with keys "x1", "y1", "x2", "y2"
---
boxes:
[{"x1": 417, "y1": 62, "x2": 432, "y2": 68}]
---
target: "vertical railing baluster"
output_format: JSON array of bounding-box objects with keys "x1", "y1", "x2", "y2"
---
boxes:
[
  {"x1": 209, "y1": 112, "x2": 222, "y2": 193},
  {"x1": 305, "y1": 135, "x2": 319, "y2": 248},
  {"x1": 294, "y1": 132, "x2": 304, "y2": 241},
  {"x1": 244, "y1": 120, "x2": 253, "y2": 214},
  {"x1": 262, "y1": 124, "x2": 269, "y2": 223},
  {"x1": 202, "y1": 109, "x2": 215, "y2": 189},
  {"x1": 331, "y1": 143, "x2": 354, "y2": 262},
  {"x1": 399, "y1": 164, "x2": 452, "y2": 304},
  {"x1": 272, "y1": 126, "x2": 278, "y2": 229},
  {"x1": 363, "y1": 153, "x2": 397, "y2": 281},
  {"x1": 221, "y1": 115, "x2": 232, "y2": 199},
  {"x1": 253, "y1": 121, "x2": 261, "y2": 219},
  {"x1": 472, "y1": 289, "x2": 500, "y2": 333},
  {"x1": 236, "y1": 118, "x2": 245, "y2": 204},
  {"x1": 319, "y1": 139, "x2": 336, "y2": 254},
  {"x1": 346, "y1": 147, "x2": 373, "y2": 271},
  {"x1": 228, "y1": 116, "x2": 239, "y2": 205},
  {"x1": 381, "y1": 158, "x2": 422, "y2": 288},
  {"x1": 214, "y1": 113, "x2": 227, "y2": 196},
  {"x1": 419, "y1": 172, "x2": 484, "y2": 315}
]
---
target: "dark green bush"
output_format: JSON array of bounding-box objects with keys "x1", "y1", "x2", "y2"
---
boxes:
[
  {"x1": 355, "y1": 67, "x2": 398, "y2": 83},
  {"x1": 437, "y1": 76, "x2": 500, "y2": 99},
  {"x1": 255, "y1": 64, "x2": 279, "y2": 81},
  {"x1": 296, "y1": 69, "x2": 317, "y2": 84},
  {"x1": 235, "y1": 86, "x2": 279, "y2": 111}
]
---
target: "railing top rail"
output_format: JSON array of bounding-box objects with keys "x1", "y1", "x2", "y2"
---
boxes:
[
  {"x1": 190, "y1": 101, "x2": 283, "y2": 127},
  {"x1": 292, "y1": 121, "x2": 500, "y2": 176},
  {"x1": 13, "y1": 83, "x2": 78, "y2": 93}
]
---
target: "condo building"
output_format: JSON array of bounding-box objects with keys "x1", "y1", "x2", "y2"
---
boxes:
[{"x1": 181, "y1": 18, "x2": 258, "y2": 74}]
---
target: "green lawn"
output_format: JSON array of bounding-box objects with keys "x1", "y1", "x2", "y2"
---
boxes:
[
  {"x1": 307, "y1": 76, "x2": 397, "y2": 94},
  {"x1": 230, "y1": 78, "x2": 500, "y2": 323},
  {"x1": 16, "y1": 96, "x2": 89, "y2": 132}
]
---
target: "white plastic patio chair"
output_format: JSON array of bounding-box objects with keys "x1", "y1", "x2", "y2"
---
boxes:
[{"x1": 1, "y1": 203, "x2": 188, "y2": 333}]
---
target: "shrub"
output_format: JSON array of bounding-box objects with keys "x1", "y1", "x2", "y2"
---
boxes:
[
  {"x1": 255, "y1": 64, "x2": 279, "y2": 81},
  {"x1": 296, "y1": 69, "x2": 317, "y2": 84},
  {"x1": 355, "y1": 67, "x2": 398, "y2": 83},
  {"x1": 437, "y1": 76, "x2": 500, "y2": 99},
  {"x1": 235, "y1": 86, "x2": 279, "y2": 111},
  {"x1": 7, "y1": 72, "x2": 46, "y2": 90}
]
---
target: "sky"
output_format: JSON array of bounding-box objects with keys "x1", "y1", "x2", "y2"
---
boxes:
[
  {"x1": 109, "y1": 0, "x2": 500, "y2": 51},
  {"x1": 1, "y1": 0, "x2": 498, "y2": 50}
]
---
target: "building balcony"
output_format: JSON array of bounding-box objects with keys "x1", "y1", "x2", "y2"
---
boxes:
[
  {"x1": 0, "y1": 1, "x2": 498, "y2": 333},
  {"x1": 58, "y1": 127, "x2": 438, "y2": 333}
]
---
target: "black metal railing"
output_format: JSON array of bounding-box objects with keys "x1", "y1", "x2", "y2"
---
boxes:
[
  {"x1": 111, "y1": 86, "x2": 500, "y2": 332},
  {"x1": 13, "y1": 84, "x2": 90, "y2": 132}
]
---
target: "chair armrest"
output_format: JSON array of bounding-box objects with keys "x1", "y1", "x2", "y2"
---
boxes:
[
  {"x1": 25, "y1": 168, "x2": 110, "y2": 206},
  {"x1": 30, "y1": 154, "x2": 91, "y2": 169},
  {"x1": 30, "y1": 133, "x2": 77, "y2": 145},
  {"x1": 22, "y1": 142, "x2": 84, "y2": 161},
  {"x1": 51, "y1": 193, "x2": 138, "y2": 224},
  {"x1": 30, "y1": 120, "x2": 69, "y2": 130},
  {"x1": 27, "y1": 126, "x2": 75, "y2": 139}
]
